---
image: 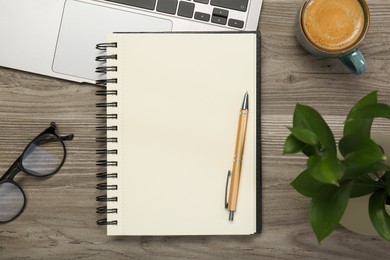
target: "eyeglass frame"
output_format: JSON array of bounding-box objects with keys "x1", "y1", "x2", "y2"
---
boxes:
[{"x1": 0, "y1": 122, "x2": 74, "y2": 223}]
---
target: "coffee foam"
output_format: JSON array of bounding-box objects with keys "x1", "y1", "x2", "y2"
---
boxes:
[{"x1": 302, "y1": 0, "x2": 365, "y2": 51}]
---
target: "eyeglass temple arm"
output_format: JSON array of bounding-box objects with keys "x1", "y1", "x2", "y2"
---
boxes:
[
  {"x1": 36, "y1": 134, "x2": 74, "y2": 145},
  {"x1": 60, "y1": 134, "x2": 74, "y2": 141}
]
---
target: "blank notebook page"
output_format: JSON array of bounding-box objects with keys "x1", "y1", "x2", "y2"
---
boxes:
[{"x1": 105, "y1": 32, "x2": 258, "y2": 235}]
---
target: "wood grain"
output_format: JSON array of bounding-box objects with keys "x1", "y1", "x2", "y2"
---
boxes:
[{"x1": 1, "y1": 0, "x2": 390, "y2": 258}]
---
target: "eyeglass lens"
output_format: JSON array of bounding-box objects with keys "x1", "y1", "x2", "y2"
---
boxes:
[
  {"x1": 0, "y1": 181, "x2": 25, "y2": 223},
  {"x1": 22, "y1": 133, "x2": 65, "y2": 176}
]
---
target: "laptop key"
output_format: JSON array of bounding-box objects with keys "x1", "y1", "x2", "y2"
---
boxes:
[
  {"x1": 210, "y1": 0, "x2": 249, "y2": 12},
  {"x1": 157, "y1": 0, "x2": 178, "y2": 15},
  {"x1": 194, "y1": 12, "x2": 210, "y2": 22},
  {"x1": 228, "y1": 19, "x2": 244, "y2": 29},
  {"x1": 194, "y1": 0, "x2": 209, "y2": 3},
  {"x1": 211, "y1": 15, "x2": 227, "y2": 25},
  {"x1": 178, "y1": 1, "x2": 195, "y2": 18},
  {"x1": 212, "y1": 8, "x2": 228, "y2": 18},
  {"x1": 104, "y1": 0, "x2": 157, "y2": 10}
]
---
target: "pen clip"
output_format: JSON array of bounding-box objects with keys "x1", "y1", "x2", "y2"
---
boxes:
[{"x1": 224, "y1": 170, "x2": 231, "y2": 209}]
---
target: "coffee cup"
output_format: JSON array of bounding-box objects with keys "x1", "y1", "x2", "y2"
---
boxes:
[{"x1": 295, "y1": 0, "x2": 370, "y2": 75}]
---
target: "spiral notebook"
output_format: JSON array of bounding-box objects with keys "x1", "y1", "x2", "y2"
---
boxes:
[{"x1": 95, "y1": 32, "x2": 261, "y2": 236}]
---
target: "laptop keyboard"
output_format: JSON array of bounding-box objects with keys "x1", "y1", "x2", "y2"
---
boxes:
[{"x1": 102, "y1": 0, "x2": 249, "y2": 29}]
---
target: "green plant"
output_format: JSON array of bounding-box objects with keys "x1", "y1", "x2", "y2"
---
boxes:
[{"x1": 283, "y1": 91, "x2": 390, "y2": 242}]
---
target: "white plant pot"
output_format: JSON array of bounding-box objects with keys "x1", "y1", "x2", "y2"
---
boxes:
[
  {"x1": 339, "y1": 133, "x2": 390, "y2": 236},
  {"x1": 340, "y1": 194, "x2": 390, "y2": 236}
]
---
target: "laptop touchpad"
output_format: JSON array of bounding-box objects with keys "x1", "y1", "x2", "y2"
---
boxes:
[{"x1": 53, "y1": 0, "x2": 173, "y2": 81}]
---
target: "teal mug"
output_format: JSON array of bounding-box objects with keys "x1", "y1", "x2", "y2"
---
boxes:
[{"x1": 295, "y1": 0, "x2": 370, "y2": 75}]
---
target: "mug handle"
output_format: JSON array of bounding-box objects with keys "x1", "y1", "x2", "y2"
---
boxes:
[{"x1": 338, "y1": 49, "x2": 366, "y2": 75}]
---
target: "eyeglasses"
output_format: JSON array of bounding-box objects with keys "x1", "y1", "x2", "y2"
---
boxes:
[{"x1": 0, "y1": 122, "x2": 74, "y2": 223}]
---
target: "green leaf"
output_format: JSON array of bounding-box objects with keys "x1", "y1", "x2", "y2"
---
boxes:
[
  {"x1": 283, "y1": 134, "x2": 306, "y2": 154},
  {"x1": 307, "y1": 155, "x2": 342, "y2": 186},
  {"x1": 384, "y1": 172, "x2": 390, "y2": 195},
  {"x1": 288, "y1": 127, "x2": 319, "y2": 146},
  {"x1": 343, "y1": 162, "x2": 389, "y2": 181},
  {"x1": 348, "y1": 103, "x2": 390, "y2": 121},
  {"x1": 339, "y1": 134, "x2": 386, "y2": 179},
  {"x1": 310, "y1": 180, "x2": 353, "y2": 243},
  {"x1": 302, "y1": 145, "x2": 318, "y2": 157},
  {"x1": 307, "y1": 154, "x2": 321, "y2": 169},
  {"x1": 350, "y1": 175, "x2": 382, "y2": 198},
  {"x1": 344, "y1": 91, "x2": 377, "y2": 137},
  {"x1": 293, "y1": 104, "x2": 336, "y2": 155},
  {"x1": 291, "y1": 169, "x2": 338, "y2": 199},
  {"x1": 339, "y1": 134, "x2": 382, "y2": 158},
  {"x1": 383, "y1": 171, "x2": 390, "y2": 182},
  {"x1": 369, "y1": 190, "x2": 390, "y2": 241}
]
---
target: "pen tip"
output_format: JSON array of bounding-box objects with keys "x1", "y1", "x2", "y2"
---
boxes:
[
  {"x1": 229, "y1": 211, "x2": 235, "y2": 221},
  {"x1": 241, "y1": 93, "x2": 249, "y2": 110}
]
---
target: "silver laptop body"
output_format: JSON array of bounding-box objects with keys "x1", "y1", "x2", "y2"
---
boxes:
[{"x1": 0, "y1": 0, "x2": 262, "y2": 83}]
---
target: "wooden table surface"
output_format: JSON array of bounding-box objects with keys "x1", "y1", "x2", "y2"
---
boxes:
[{"x1": 1, "y1": 0, "x2": 390, "y2": 258}]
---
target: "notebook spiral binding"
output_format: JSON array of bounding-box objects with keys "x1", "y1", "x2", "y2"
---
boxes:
[{"x1": 95, "y1": 42, "x2": 119, "y2": 226}]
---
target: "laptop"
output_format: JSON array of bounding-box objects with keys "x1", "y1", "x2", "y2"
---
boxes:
[{"x1": 0, "y1": 0, "x2": 262, "y2": 83}]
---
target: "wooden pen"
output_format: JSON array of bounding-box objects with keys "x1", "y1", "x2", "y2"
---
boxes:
[{"x1": 227, "y1": 92, "x2": 249, "y2": 221}]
